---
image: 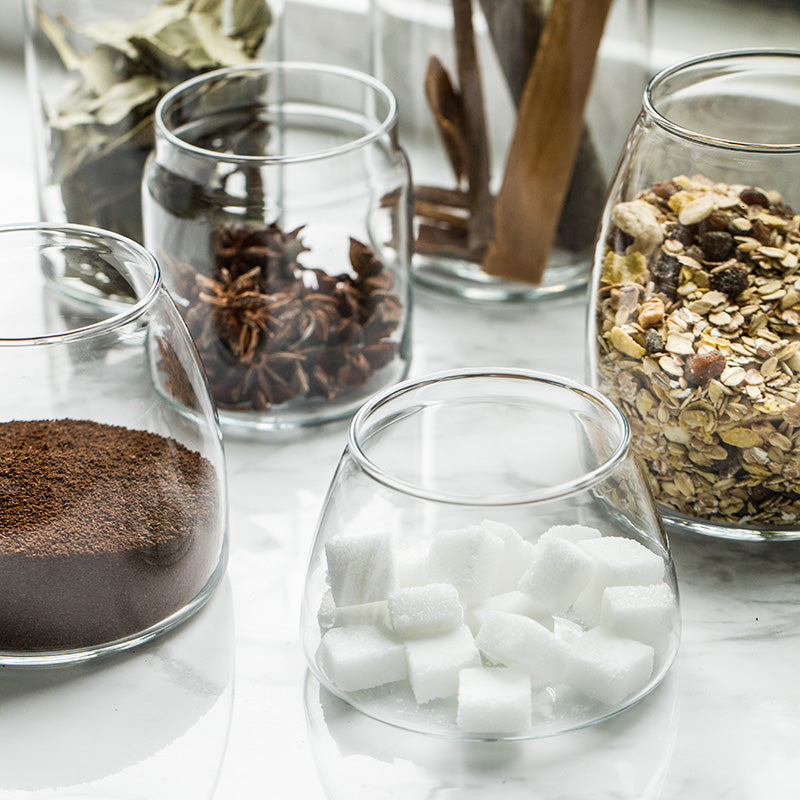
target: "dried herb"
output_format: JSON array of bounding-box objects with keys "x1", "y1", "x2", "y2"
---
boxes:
[
  {"x1": 35, "y1": 0, "x2": 272, "y2": 285},
  {"x1": 414, "y1": 0, "x2": 609, "y2": 281},
  {"x1": 163, "y1": 222, "x2": 403, "y2": 412}
]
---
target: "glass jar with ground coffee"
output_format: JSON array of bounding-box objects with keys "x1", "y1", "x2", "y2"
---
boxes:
[{"x1": 0, "y1": 223, "x2": 228, "y2": 665}]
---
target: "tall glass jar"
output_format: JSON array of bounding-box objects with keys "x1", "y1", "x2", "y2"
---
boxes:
[
  {"x1": 371, "y1": 0, "x2": 650, "y2": 302},
  {"x1": 0, "y1": 223, "x2": 228, "y2": 665},
  {"x1": 23, "y1": 0, "x2": 283, "y2": 302},
  {"x1": 142, "y1": 62, "x2": 412, "y2": 433},
  {"x1": 588, "y1": 50, "x2": 800, "y2": 541}
]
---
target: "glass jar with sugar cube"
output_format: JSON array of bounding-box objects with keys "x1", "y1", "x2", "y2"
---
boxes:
[{"x1": 299, "y1": 368, "x2": 680, "y2": 739}]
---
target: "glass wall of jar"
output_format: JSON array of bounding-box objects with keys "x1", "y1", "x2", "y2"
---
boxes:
[
  {"x1": 142, "y1": 62, "x2": 412, "y2": 433},
  {"x1": 588, "y1": 50, "x2": 800, "y2": 541},
  {"x1": 300, "y1": 369, "x2": 680, "y2": 738},
  {"x1": 371, "y1": 0, "x2": 650, "y2": 302},
  {"x1": 0, "y1": 223, "x2": 228, "y2": 665},
  {"x1": 23, "y1": 0, "x2": 283, "y2": 305}
]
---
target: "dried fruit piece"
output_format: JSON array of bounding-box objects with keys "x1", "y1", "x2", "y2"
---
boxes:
[{"x1": 685, "y1": 351, "x2": 726, "y2": 385}]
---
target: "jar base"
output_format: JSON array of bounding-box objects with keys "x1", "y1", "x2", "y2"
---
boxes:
[
  {"x1": 0, "y1": 543, "x2": 228, "y2": 667},
  {"x1": 661, "y1": 507, "x2": 800, "y2": 542}
]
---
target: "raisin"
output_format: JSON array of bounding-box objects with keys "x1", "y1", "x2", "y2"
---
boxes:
[
  {"x1": 697, "y1": 209, "x2": 731, "y2": 234},
  {"x1": 685, "y1": 350, "x2": 726, "y2": 385},
  {"x1": 670, "y1": 222, "x2": 696, "y2": 247},
  {"x1": 739, "y1": 187, "x2": 770, "y2": 207},
  {"x1": 651, "y1": 252, "x2": 682, "y2": 299},
  {"x1": 750, "y1": 218, "x2": 773, "y2": 246},
  {"x1": 709, "y1": 263, "x2": 749, "y2": 299},
  {"x1": 698, "y1": 230, "x2": 735, "y2": 262},
  {"x1": 652, "y1": 180, "x2": 679, "y2": 201}
]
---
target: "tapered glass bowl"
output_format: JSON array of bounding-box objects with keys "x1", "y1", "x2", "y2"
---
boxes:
[
  {"x1": 300, "y1": 369, "x2": 680, "y2": 739},
  {"x1": 0, "y1": 223, "x2": 227, "y2": 666}
]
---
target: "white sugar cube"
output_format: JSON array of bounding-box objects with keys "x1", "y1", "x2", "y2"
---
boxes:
[
  {"x1": 317, "y1": 624, "x2": 406, "y2": 692},
  {"x1": 573, "y1": 537, "x2": 665, "y2": 626},
  {"x1": 388, "y1": 583, "x2": 464, "y2": 638},
  {"x1": 427, "y1": 526, "x2": 505, "y2": 605},
  {"x1": 600, "y1": 583, "x2": 676, "y2": 652},
  {"x1": 325, "y1": 530, "x2": 396, "y2": 606},
  {"x1": 480, "y1": 520, "x2": 536, "y2": 593},
  {"x1": 577, "y1": 536, "x2": 664, "y2": 586},
  {"x1": 457, "y1": 667, "x2": 532, "y2": 735},
  {"x1": 466, "y1": 590, "x2": 554, "y2": 636},
  {"x1": 394, "y1": 541, "x2": 431, "y2": 588},
  {"x1": 475, "y1": 610, "x2": 570, "y2": 687},
  {"x1": 564, "y1": 628, "x2": 654, "y2": 705},
  {"x1": 405, "y1": 625, "x2": 481, "y2": 703},
  {"x1": 540, "y1": 524, "x2": 603, "y2": 543},
  {"x1": 518, "y1": 536, "x2": 596, "y2": 614},
  {"x1": 317, "y1": 589, "x2": 390, "y2": 632}
]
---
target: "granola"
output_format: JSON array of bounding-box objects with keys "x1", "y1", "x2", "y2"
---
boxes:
[{"x1": 595, "y1": 174, "x2": 800, "y2": 527}]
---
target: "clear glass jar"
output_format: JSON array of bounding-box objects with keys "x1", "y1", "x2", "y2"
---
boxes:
[
  {"x1": 23, "y1": 0, "x2": 283, "y2": 291},
  {"x1": 371, "y1": 0, "x2": 650, "y2": 302},
  {"x1": 0, "y1": 223, "x2": 228, "y2": 665},
  {"x1": 588, "y1": 50, "x2": 800, "y2": 541},
  {"x1": 142, "y1": 62, "x2": 412, "y2": 433},
  {"x1": 300, "y1": 369, "x2": 680, "y2": 738}
]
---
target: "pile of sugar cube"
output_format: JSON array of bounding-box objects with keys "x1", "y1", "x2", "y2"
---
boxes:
[{"x1": 315, "y1": 520, "x2": 676, "y2": 735}]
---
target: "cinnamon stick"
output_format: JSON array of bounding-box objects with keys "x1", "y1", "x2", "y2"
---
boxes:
[
  {"x1": 482, "y1": 0, "x2": 613, "y2": 284},
  {"x1": 451, "y1": 0, "x2": 494, "y2": 254},
  {"x1": 478, "y1": 0, "x2": 606, "y2": 255}
]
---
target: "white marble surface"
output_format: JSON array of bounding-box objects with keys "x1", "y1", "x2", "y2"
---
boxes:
[{"x1": 1, "y1": 45, "x2": 800, "y2": 799}]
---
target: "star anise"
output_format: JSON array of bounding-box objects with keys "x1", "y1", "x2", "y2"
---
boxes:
[{"x1": 160, "y1": 221, "x2": 403, "y2": 411}]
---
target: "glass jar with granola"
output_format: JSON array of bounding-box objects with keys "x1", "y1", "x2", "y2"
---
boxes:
[{"x1": 588, "y1": 51, "x2": 800, "y2": 540}]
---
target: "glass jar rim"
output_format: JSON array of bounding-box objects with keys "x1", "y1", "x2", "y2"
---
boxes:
[
  {"x1": 348, "y1": 368, "x2": 632, "y2": 506},
  {"x1": 644, "y1": 48, "x2": 800, "y2": 152},
  {"x1": 154, "y1": 61, "x2": 399, "y2": 165},
  {"x1": 0, "y1": 223, "x2": 161, "y2": 346}
]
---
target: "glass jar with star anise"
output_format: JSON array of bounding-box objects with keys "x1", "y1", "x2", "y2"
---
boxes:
[{"x1": 142, "y1": 62, "x2": 412, "y2": 432}]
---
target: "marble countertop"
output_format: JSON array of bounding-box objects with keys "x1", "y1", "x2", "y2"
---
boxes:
[{"x1": 0, "y1": 53, "x2": 799, "y2": 800}]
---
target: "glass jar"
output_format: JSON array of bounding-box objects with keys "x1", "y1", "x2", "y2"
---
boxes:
[
  {"x1": 588, "y1": 50, "x2": 800, "y2": 541},
  {"x1": 0, "y1": 223, "x2": 228, "y2": 665},
  {"x1": 300, "y1": 369, "x2": 680, "y2": 738},
  {"x1": 23, "y1": 0, "x2": 283, "y2": 302},
  {"x1": 142, "y1": 62, "x2": 412, "y2": 433},
  {"x1": 371, "y1": 0, "x2": 650, "y2": 302}
]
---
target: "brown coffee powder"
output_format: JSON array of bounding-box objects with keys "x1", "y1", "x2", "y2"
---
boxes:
[{"x1": 0, "y1": 418, "x2": 222, "y2": 653}]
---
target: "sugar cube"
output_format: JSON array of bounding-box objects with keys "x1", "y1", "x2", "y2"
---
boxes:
[
  {"x1": 475, "y1": 610, "x2": 570, "y2": 687},
  {"x1": 564, "y1": 628, "x2": 654, "y2": 705},
  {"x1": 388, "y1": 582, "x2": 464, "y2": 638},
  {"x1": 517, "y1": 536, "x2": 596, "y2": 614},
  {"x1": 600, "y1": 583, "x2": 676, "y2": 652},
  {"x1": 573, "y1": 537, "x2": 665, "y2": 626},
  {"x1": 466, "y1": 590, "x2": 554, "y2": 636},
  {"x1": 457, "y1": 667, "x2": 532, "y2": 735},
  {"x1": 540, "y1": 523, "x2": 603, "y2": 543},
  {"x1": 317, "y1": 624, "x2": 407, "y2": 692},
  {"x1": 393, "y1": 541, "x2": 431, "y2": 588},
  {"x1": 480, "y1": 520, "x2": 536, "y2": 593},
  {"x1": 325, "y1": 530, "x2": 395, "y2": 606},
  {"x1": 405, "y1": 625, "x2": 481, "y2": 703},
  {"x1": 317, "y1": 589, "x2": 390, "y2": 632},
  {"x1": 427, "y1": 526, "x2": 505, "y2": 605}
]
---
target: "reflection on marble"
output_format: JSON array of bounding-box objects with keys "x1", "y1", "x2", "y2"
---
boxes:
[
  {"x1": 304, "y1": 671, "x2": 678, "y2": 800},
  {"x1": 0, "y1": 579, "x2": 235, "y2": 799}
]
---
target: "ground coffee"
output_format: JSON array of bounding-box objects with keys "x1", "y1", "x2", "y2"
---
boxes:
[{"x1": 0, "y1": 418, "x2": 222, "y2": 653}]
